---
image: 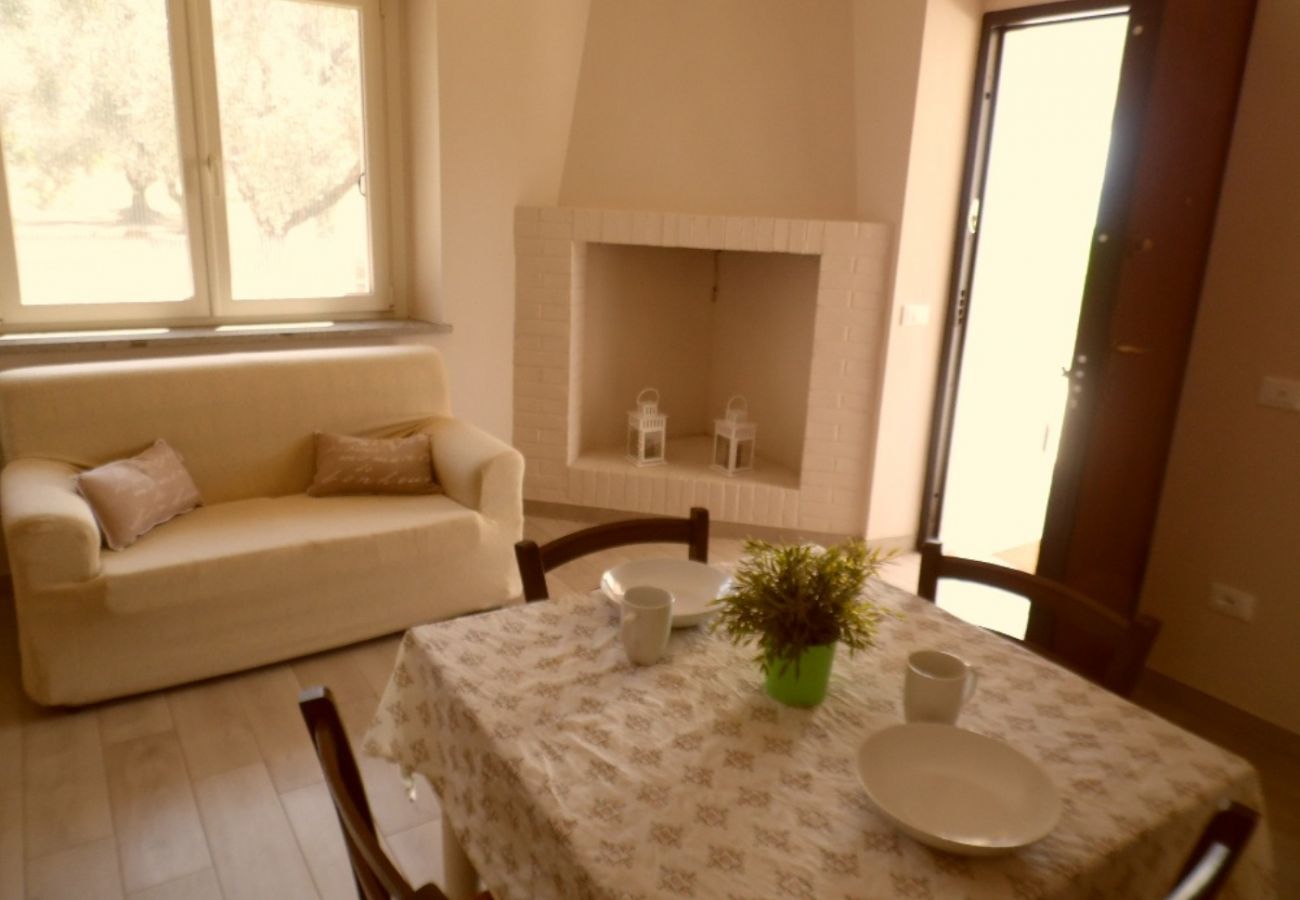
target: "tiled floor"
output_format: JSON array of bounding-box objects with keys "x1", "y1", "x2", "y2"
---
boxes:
[{"x1": 0, "y1": 516, "x2": 1294, "y2": 898}]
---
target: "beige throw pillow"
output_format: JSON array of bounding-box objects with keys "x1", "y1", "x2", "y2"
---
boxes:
[
  {"x1": 308, "y1": 432, "x2": 440, "y2": 497},
  {"x1": 77, "y1": 439, "x2": 204, "y2": 551}
]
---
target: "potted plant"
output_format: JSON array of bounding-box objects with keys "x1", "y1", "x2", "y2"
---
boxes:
[{"x1": 712, "y1": 539, "x2": 892, "y2": 707}]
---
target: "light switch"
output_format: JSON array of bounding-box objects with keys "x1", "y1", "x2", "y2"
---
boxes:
[
  {"x1": 899, "y1": 304, "x2": 931, "y2": 327},
  {"x1": 1258, "y1": 376, "x2": 1300, "y2": 411}
]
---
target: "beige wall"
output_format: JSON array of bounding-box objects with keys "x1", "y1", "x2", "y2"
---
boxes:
[
  {"x1": 556, "y1": 0, "x2": 977, "y2": 542},
  {"x1": 558, "y1": 0, "x2": 859, "y2": 220},
  {"x1": 408, "y1": 0, "x2": 591, "y2": 438},
  {"x1": 710, "y1": 252, "x2": 820, "y2": 472},
  {"x1": 864, "y1": 0, "x2": 982, "y2": 542},
  {"x1": 580, "y1": 246, "x2": 716, "y2": 452},
  {"x1": 851, "y1": 1, "x2": 927, "y2": 225},
  {"x1": 1140, "y1": 0, "x2": 1298, "y2": 733}
]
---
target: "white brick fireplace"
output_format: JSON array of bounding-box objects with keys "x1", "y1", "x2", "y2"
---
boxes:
[{"x1": 514, "y1": 206, "x2": 890, "y2": 536}]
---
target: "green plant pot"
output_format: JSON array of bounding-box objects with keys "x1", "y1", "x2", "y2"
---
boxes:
[{"x1": 764, "y1": 643, "x2": 836, "y2": 707}]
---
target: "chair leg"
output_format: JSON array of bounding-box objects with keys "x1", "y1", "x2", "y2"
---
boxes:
[
  {"x1": 514, "y1": 539, "x2": 549, "y2": 601},
  {"x1": 688, "y1": 507, "x2": 709, "y2": 563},
  {"x1": 442, "y1": 811, "x2": 480, "y2": 900}
]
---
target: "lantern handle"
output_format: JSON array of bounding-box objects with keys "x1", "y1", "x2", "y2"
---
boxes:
[
  {"x1": 636, "y1": 387, "x2": 660, "y2": 408},
  {"x1": 725, "y1": 395, "x2": 747, "y2": 421}
]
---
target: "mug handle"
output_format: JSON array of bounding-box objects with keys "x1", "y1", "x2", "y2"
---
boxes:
[{"x1": 964, "y1": 667, "x2": 979, "y2": 704}]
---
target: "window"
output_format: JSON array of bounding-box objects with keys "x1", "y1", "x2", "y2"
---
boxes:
[{"x1": 0, "y1": 0, "x2": 392, "y2": 329}]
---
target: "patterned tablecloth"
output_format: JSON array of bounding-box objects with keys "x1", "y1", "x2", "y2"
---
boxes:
[{"x1": 365, "y1": 582, "x2": 1276, "y2": 900}]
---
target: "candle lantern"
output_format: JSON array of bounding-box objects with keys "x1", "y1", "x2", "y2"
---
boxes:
[
  {"x1": 712, "y1": 395, "x2": 756, "y2": 476},
  {"x1": 626, "y1": 388, "x2": 667, "y2": 467}
]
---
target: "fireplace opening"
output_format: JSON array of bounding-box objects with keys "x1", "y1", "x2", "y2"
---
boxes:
[
  {"x1": 575, "y1": 242, "x2": 818, "y2": 488},
  {"x1": 515, "y1": 206, "x2": 889, "y2": 532}
]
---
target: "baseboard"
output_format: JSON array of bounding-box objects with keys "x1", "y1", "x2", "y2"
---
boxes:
[
  {"x1": 864, "y1": 533, "x2": 918, "y2": 554},
  {"x1": 1134, "y1": 668, "x2": 1300, "y2": 758}
]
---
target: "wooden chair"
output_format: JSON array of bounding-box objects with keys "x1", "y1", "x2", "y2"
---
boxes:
[
  {"x1": 1166, "y1": 802, "x2": 1259, "y2": 900},
  {"x1": 917, "y1": 539, "x2": 1160, "y2": 696},
  {"x1": 299, "y1": 686, "x2": 492, "y2": 900},
  {"x1": 514, "y1": 507, "x2": 709, "y2": 601}
]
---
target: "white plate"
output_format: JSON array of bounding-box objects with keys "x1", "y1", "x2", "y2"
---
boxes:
[
  {"x1": 856, "y1": 723, "x2": 1061, "y2": 856},
  {"x1": 600, "y1": 559, "x2": 731, "y2": 628}
]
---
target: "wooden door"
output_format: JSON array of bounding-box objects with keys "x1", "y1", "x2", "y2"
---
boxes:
[{"x1": 1036, "y1": 0, "x2": 1258, "y2": 624}]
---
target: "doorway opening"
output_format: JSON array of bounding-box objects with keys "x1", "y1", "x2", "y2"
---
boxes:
[{"x1": 925, "y1": 6, "x2": 1130, "y2": 636}]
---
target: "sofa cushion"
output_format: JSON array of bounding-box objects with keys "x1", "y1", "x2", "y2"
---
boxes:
[
  {"x1": 77, "y1": 440, "x2": 203, "y2": 550},
  {"x1": 99, "y1": 493, "x2": 482, "y2": 615},
  {"x1": 307, "y1": 432, "x2": 440, "y2": 496}
]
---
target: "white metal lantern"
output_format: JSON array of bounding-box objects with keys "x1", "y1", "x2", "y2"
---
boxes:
[
  {"x1": 626, "y1": 387, "x2": 668, "y2": 467},
  {"x1": 712, "y1": 395, "x2": 756, "y2": 476}
]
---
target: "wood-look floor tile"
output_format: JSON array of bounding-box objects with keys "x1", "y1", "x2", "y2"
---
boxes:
[
  {"x1": 0, "y1": 692, "x2": 21, "y2": 794},
  {"x1": 25, "y1": 837, "x2": 123, "y2": 900},
  {"x1": 880, "y1": 552, "x2": 921, "y2": 593},
  {"x1": 0, "y1": 787, "x2": 22, "y2": 900},
  {"x1": 22, "y1": 711, "x2": 113, "y2": 860},
  {"x1": 544, "y1": 571, "x2": 589, "y2": 600},
  {"x1": 280, "y1": 781, "x2": 357, "y2": 900},
  {"x1": 234, "y1": 665, "x2": 321, "y2": 794},
  {"x1": 103, "y1": 733, "x2": 210, "y2": 893},
  {"x1": 193, "y1": 763, "x2": 316, "y2": 900},
  {"x1": 167, "y1": 679, "x2": 260, "y2": 783},
  {"x1": 0, "y1": 518, "x2": 1294, "y2": 897},
  {"x1": 346, "y1": 638, "x2": 403, "y2": 698},
  {"x1": 125, "y1": 868, "x2": 222, "y2": 900},
  {"x1": 360, "y1": 759, "x2": 440, "y2": 838},
  {"x1": 292, "y1": 647, "x2": 376, "y2": 707},
  {"x1": 98, "y1": 696, "x2": 173, "y2": 747},
  {"x1": 385, "y1": 819, "x2": 443, "y2": 892},
  {"x1": 292, "y1": 649, "x2": 380, "y2": 740}
]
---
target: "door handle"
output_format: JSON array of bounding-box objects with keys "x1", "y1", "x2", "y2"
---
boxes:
[{"x1": 1113, "y1": 343, "x2": 1151, "y2": 354}]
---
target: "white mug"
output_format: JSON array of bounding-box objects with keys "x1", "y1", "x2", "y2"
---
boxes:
[
  {"x1": 620, "y1": 586, "x2": 674, "y2": 666},
  {"x1": 903, "y1": 649, "x2": 977, "y2": 724}
]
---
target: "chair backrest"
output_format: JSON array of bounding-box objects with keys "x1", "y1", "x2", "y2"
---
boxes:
[
  {"x1": 515, "y1": 507, "x2": 710, "y2": 601},
  {"x1": 917, "y1": 539, "x2": 1160, "y2": 695},
  {"x1": 1166, "y1": 802, "x2": 1259, "y2": 900},
  {"x1": 299, "y1": 686, "x2": 447, "y2": 900}
]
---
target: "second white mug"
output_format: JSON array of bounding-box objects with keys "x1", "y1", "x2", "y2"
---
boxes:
[
  {"x1": 620, "y1": 586, "x2": 674, "y2": 666},
  {"x1": 903, "y1": 649, "x2": 977, "y2": 724}
]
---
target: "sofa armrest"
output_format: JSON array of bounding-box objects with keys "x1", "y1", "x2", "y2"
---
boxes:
[
  {"x1": 425, "y1": 418, "x2": 524, "y2": 527},
  {"x1": 1, "y1": 458, "x2": 101, "y2": 586}
]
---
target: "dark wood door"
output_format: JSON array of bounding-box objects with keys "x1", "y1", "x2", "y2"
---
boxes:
[{"x1": 1036, "y1": 0, "x2": 1258, "y2": 622}]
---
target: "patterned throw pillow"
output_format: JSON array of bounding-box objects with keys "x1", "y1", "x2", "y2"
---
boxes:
[
  {"x1": 77, "y1": 439, "x2": 204, "y2": 551},
  {"x1": 307, "y1": 432, "x2": 440, "y2": 497}
]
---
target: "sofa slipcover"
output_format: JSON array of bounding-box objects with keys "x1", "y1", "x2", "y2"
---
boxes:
[{"x1": 0, "y1": 345, "x2": 524, "y2": 705}]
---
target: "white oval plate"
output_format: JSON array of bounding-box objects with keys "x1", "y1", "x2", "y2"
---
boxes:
[
  {"x1": 600, "y1": 559, "x2": 731, "y2": 628},
  {"x1": 856, "y1": 723, "x2": 1061, "y2": 856}
]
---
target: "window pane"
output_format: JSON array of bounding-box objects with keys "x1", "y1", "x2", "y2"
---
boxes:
[
  {"x1": 211, "y1": 0, "x2": 372, "y2": 301},
  {"x1": 0, "y1": 1, "x2": 195, "y2": 304}
]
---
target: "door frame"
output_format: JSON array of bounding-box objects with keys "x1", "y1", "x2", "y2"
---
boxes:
[{"x1": 919, "y1": 0, "x2": 1161, "y2": 556}]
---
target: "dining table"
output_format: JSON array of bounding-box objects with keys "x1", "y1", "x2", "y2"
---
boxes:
[{"x1": 363, "y1": 578, "x2": 1277, "y2": 900}]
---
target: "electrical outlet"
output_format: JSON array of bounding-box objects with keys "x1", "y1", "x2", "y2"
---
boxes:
[{"x1": 1208, "y1": 583, "x2": 1256, "y2": 622}]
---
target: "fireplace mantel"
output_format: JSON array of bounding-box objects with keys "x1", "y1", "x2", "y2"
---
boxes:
[{"x1": 513, "y1": 206, "x2": 890, "y2": 536}]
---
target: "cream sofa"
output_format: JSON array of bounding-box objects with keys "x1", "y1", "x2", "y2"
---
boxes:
[{"x1": 0, "y1": 345, "x2": 524, "y2": 705}]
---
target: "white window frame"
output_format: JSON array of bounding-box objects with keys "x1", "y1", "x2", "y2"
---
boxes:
[{"x1": 0, "y1": 0, "x2": 394, "y2": 330}]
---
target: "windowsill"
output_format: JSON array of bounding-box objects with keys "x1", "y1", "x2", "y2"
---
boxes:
[{"x1": 0, "y1": 318, "x2": 452, "y2": 353}]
